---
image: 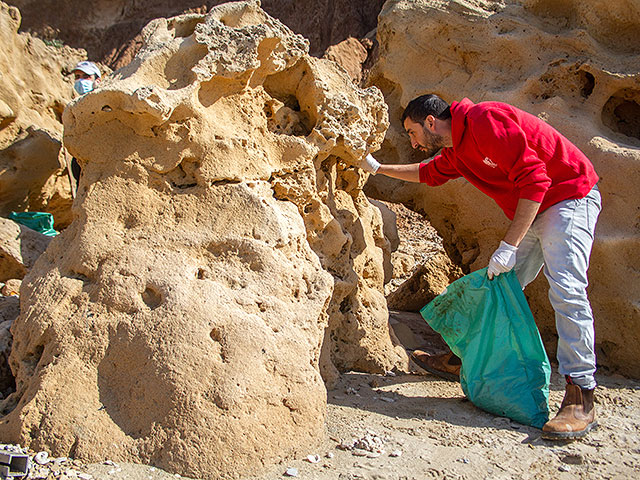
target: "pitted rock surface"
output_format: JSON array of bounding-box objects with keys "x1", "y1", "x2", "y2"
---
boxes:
[{"x1": 366, "y1": 0, "x2": 640, "y2": 377}]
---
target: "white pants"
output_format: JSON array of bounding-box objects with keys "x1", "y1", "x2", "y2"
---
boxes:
[{"x1": 514, "y1": 185, "x2": 601, "y2": 390}]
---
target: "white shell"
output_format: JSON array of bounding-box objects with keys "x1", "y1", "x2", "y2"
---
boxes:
[{"x1": 34, "y1": 451, "x2": 50, "y2": 465}]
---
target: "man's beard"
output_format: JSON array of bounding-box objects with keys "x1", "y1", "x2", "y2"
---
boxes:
[{"x1": 419, "y1": 124, "x2": 447, "y2": 155}]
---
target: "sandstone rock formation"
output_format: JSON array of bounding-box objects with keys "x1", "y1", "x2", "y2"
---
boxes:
[
  {"x1": 0, "y1": 217, "x2": 52, "y2": 283},
  {"x1": 367, "y1": 0, "x2": 640, "y2": 377},
  {"x1": 0, "y1": 3, "x2": 83, "y2": 228},
  {"x1": 8, "y1": 0, "x2": 385, "y2": 69},
  {"x1": 0, "y1": 2, "x2": 406, "y2": 478},
  {"x1": 387, "y1": 252, "x2": 462, "y2": 313},
  {"x1": 323, "y1": 37, "x2": 369, "y2": 85}
]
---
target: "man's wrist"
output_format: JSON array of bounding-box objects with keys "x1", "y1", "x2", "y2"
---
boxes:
[{"x1": 499, "y1": 240, "x2": 518, "y2": 251}]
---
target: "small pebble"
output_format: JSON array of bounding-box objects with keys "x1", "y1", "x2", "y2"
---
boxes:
[
  {"x1": 390, "y1": 450, "x2": 403, "y2": 457},
  {"x1": 34, "y1": 451, "x2": 50, "y2": 465},
  {"x1": 380, "y1": 397, "x2": 395, "y2": 403},
  {"x1": 284, "y1": 467, "x2": 298, "y2": 477},
  {"x1": 562, "y1": 454, "x2": 584, "y2": 465},
  {"x1": 78, "y1": 474, "x2": 92, "y2": 480},
  {"x1": 326, "y1": 452, "x2": 334, "y2": 459},
  {"x1": 559, "y1": 465, "x2": 571, "y2": 472},
  {"x1": 306, "y1": 454, "x2": 321, "y2": 463}
]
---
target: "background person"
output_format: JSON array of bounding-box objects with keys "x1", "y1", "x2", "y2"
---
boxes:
[
  {"x1": 65, "y1": 61, "x2": 102, "y2": 194},
  {"x1": 71, "y1": 60, "x2": 101, "y2": 96}
]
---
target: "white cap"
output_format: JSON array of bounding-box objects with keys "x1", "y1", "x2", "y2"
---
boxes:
[{"x1": 72, "y1": 61, "x2": 101, "y2": 78}]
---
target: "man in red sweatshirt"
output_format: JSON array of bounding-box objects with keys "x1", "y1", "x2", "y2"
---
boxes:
[{"x1": 361, "y1": 94, "x2": 601, "y2": 439}]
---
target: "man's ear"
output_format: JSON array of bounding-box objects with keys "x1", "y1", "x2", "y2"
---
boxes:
[{"x1": 425, "y1": 114, "x2": 436, "y2": 132}]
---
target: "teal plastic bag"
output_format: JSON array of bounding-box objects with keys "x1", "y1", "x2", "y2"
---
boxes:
[
  {"x1": 9, "y1": 211, "x2": 58, "y2": 236},
  {"x1": 420, "y1": 268, "x2": 550, "y2": 428}
]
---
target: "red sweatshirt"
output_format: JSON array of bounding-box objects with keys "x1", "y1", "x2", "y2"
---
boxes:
[{"x1": 418, "y1": 98, "x2": 599, "y2": 220}]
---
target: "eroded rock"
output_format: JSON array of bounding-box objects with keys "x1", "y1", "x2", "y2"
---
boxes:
[
  {"x1": 0, "y1": 217, "x2": 52, "y2": 282},
  {"x1": 367, "y1": 0, "x2": 640, "y2": 377},
  {"x1": 0, "y1": 3, "x2": 83, "y2": 228}
]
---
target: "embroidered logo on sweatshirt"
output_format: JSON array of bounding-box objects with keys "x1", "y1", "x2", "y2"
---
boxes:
[{"x1": 483, "y1": 157, "x2": 498, "y2": 168}]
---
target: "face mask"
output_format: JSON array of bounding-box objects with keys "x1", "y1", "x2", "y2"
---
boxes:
[{"x1": 74, "y1": 78, "x2": 94, "y2": 95}]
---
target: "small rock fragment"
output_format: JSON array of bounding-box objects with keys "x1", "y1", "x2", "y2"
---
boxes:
[
  {"x1": 284, "y1": 467, "x2": 298, "y2": 477},
  {"x1": 306, "y1": 454, "x2": 321, "y2": 463},
  {"x1": 34, "y1": 451, "x2": 50, "y2": 465},
  {"x1": 562, "y1": 454, "x2": 584, "y2": 465},
  {"x1": 559, "y1": 465, "x2": 571, "y2": 472},
  {"x1": 390, "y1": 450, "x2": 403, "y2": 457}
]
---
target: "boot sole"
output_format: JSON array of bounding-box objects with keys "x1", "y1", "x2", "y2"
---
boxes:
[{"x1": 541, "y1": 421, "x2": 598, "y2": 440}]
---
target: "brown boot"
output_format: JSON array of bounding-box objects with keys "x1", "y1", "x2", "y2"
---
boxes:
[
  {"x1": 410, "y1": 350, "x2": 461, "y2": 382},
  {"x1": 542, "y1": 382, "x2": 597, "y2": 439}
]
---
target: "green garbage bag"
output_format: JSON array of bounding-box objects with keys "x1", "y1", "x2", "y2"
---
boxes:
[
  {"x1": 9, "y1": 211, "x2": 58, "y2": 237},
  {"x1": 420, "y1": 268, "x2": 550, "y2": 428}
]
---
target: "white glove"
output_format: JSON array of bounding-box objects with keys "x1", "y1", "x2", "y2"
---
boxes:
[
  {"x1": 359, "y1": 153, "x2": 381, "y2": 174},
  {"x1": 487, "y1": 241, "x2": 518, "y2": 280}
]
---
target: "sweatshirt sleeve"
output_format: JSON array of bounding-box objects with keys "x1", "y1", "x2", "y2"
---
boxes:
[
  {"x1": 418, "y1": 148, "x2": 462, "y2": 185},
  {"x1": 470, "y1": 108, "x2": 551, "y2": 202}
]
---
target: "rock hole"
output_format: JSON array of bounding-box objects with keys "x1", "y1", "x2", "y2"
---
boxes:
[
  {"x1": 170, "y1": 16, "x2": 205, "y2": 38},
  {"x1": 263, "y1": 97, "x2": 312, "y2": 137},
  {"x1": 142, "y1": 286, "x2": 163, "y2": 310},
  {"x1": 122, "y1": 213, "x2": 139, "y2": 229},
  {"x1": 23, "y1": 344, "x2": 44, "y2": 374},
  {"x1": 210, "y1": 327, "x2": 223, "y2": 343},
  {"x1": 579, "y1": 71, "x2": 595, "y2": 99},
  {"x1": 167, "y1": 158, "x2": 200, "y2": 190},
  {"x1": 339, "y1": 297, "x2": 350, "y2": 313},
  {"x1": 602, "y1": 89, "x2": 640, "y2": 142}
]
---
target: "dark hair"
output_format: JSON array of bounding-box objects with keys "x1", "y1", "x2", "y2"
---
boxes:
[{"x1": 401, "y1": 94, "x2": 451, "y2": 124}]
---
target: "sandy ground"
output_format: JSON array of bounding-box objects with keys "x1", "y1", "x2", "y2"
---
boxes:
[{"x1": 76, "y1": 367, "x2": 640, "y2": 480}]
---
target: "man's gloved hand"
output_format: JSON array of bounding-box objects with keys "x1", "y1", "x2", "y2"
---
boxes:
[
  {"x1": 487, "y1": 240, "x2": 518, "y2": 280},
  {"x1": 359, "y1": 153, "x2": 381, "y2": 174}
]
